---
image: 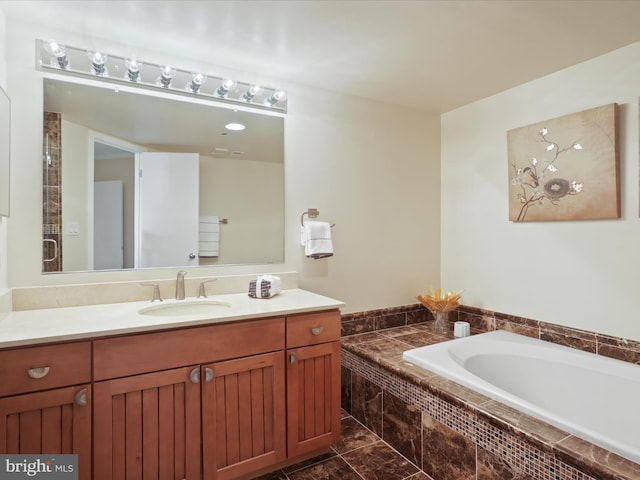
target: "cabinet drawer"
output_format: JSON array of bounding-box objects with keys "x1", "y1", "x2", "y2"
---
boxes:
[
  {"x1": 0, "y1": 341, "x2": 91, "y2": 397},
  {"x1": 93, "y1": 317, "x2": 285, "y2": 380},
  {"x1": 286, "y1": 310, "x2": 341, "y2": 348}
]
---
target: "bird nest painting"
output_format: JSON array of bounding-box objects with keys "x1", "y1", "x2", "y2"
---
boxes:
[{"x1": 508, "y1": 103, "x2": 619, "y2": 222}]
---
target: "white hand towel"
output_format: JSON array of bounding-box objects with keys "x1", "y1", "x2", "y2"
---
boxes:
[
  {"x1": 248, "y1": 275, "x2": 282, "y2": 298},
  {"x1": 302, "y1": 221, "x2": 333, "y2": 259},
  {"x1": 199, "y1": 215, "x2": 220, "y2": 257}
]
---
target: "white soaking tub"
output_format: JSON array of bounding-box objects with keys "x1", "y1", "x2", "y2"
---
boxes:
[{"x1": 402, "y1": 330, "x2": 640, "y2": 464}]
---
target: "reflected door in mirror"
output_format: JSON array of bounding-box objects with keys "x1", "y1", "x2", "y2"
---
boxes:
[{"x1": 137, "y1": 152, "x2": 199, "y2": 268}]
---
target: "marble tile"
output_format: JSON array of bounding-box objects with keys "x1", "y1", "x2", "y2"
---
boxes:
[
  {"x1": 540, "y1": 323, "x2": 597, "y2": 353},
  {"x1": 332, "y1": 416, "x2": 380, "y2": 454},
  {"x1": 390, "y1": 331, "x2": 448, "y2": 348},
  {"x1": 379, "y1": 324, "x2": 428, "y2": 338},
  {"x1": 341, "y1": 440, "x2": 419, "y2": 480},
  {"x1": 341, "y1": 331, "x2": 383, "y2": 346},
  {"x1": 479, "y1": 400, "x2": 570, "y2": 447},
  {"x1": 477, "y1": 446, "x2": 534, "y2": 479},
  {"x1": 348, "y1": 337, "x2": 413, "y2": 365},
  {"x1": 407, "y1": 308, "x2": 432, "y2": 325},
  {"x1": 382, "y1": 390, "x2": 422, "y2": 466},
  {"x1": 286, "y1": 456, "x2": 363, "y2": 480},
  {"x1": 421, "y1": 413, "x2": 476, "y2": 480},
  {"x1": 494, "y1": 319, "x2": 539, "y2": 339},
  {"x1": 251, "y1": 468, "x2": 288, "y2": 479},
  {"x1": 341, "y1": 316, "x2": 376, "y2": 336},
  {"x1": 596, "y1": 343, "x2": 640, "y2": 365},
  {"x1": 281, "y1": 451, "x2": 337, "y2": 475},
  {"x1": 376, "y1": 312, "x2": 407, "y2": 330},
  {"x1": 597, "y1": 333, "x2": 640, "y2": 352},
  {"x1": 406, "y1": 472, "x2": 434, "y2": 480},
  {"x1": 555, "y1": 435, "x2": 640, "y2": 480},
  {"x1": 341, "y1": 366, "x2": 352, "y2": 413},
  {"x1": 458, "y1": 308, "x2": 495, "y2": 332},
  {"x1": 351, "y1": 372, "x2": 383, "y2": 436}
]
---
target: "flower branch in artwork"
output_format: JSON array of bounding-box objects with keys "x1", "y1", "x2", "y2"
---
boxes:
[{"x1": 510, "y1": 127, "x2": 584, "y2": 221}]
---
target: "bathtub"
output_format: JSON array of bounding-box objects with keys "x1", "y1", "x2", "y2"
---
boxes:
[{"x1": 402, "y1": 330, "x2": 640, "y2": 464}]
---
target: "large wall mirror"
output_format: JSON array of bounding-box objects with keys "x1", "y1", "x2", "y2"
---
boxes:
[
  {"x1": 0, "y1": 86, "x2": 9, "y2": 217},
  {"x1": 42, "y1": 78, "x2": 284, "y2": 273}
]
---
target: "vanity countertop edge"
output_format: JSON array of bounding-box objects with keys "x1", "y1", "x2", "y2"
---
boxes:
[{"x1": 0, "y1": 288, "x2": 345, "y2": 349}]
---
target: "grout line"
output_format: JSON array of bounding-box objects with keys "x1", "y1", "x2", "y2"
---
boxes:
[{"x1": 336, "y1": 451, "x2": 367, "y2": 480}]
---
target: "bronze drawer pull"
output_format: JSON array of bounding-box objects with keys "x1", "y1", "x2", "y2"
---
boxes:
[
  {"x1": 27, "y1": 366, "x2": 50, "y2": 379},
  {"x1": 311, "y1": 327, "x2": 324, "y2": 336}
]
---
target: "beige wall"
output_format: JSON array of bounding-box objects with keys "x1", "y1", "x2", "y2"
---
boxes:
[
  {"x1": 4, "y1": 18, "x2": 441, "y2": 314},
  {"x1": 442, "y1": 42, "x2": 640, "y2": 341},
  {"x1": 60, "y1": 119, "x2": 89, "y2": 271},
  {"x1": 199, "y1": 155, "x2": 284, "y2": 265}
]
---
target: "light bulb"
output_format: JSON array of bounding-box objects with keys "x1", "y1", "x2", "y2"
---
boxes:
[
  {"x1": 187, "y1": 73, "x2": 207, "y2": 93},
  {"x1": 242, "y1": 85, "x2": 261, "y2": 102},
  {"x1": 157, "y1": 66, "x2": 176, "y2": 88},
  {"x1": 88, "y1": 51, "x2": 108, "y2": 76},
  {"x1": 266, "y1": 90, "x2": 286, "y2": 106},
  {"x1": 215, "y1": 79, "x2": 235, "y2": 97},
  {"x1": 126, "y1": 59, "x2": 142, "y2": 82},
  {"x1": 42, "y1": 40, "x2": 69, "y2": 69}
]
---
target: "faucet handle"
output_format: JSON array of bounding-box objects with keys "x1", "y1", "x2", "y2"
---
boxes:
[
  {"x1": 198, "y1": 278, "x2": 218, "y2": 298},
  {"x1": 140, "y1": 282, "x2": 162, "y2": 302}
]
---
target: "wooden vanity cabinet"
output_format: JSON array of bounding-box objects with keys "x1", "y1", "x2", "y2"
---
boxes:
[
  {"x1": 285, "y1": 310, "x2": 342, "y2": 457},
  {"x1": 92, "y1": 317, "x2": 286, "y2": 480},
  {"x1": 0, "y1": 308, "x2": 342, "y2": 480},
  {"x1": 93, "y1": 366, "x2": 202, "y2": 480},
  {"x1": 0, "y1": 342, "x2": 92, "y2": 480},
  {"x1": 202, "y1": 351, "x2": 286, "y2": 480}
]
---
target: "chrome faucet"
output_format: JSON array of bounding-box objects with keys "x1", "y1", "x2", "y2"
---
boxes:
[
  {"x1": 197, "y1": 278, "x2": 218, "y2": 298},
  {"x1": 176, "y1": 270, "x2": 187, "y2": 300}
]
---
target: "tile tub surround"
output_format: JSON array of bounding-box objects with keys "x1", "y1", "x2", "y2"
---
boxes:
[
  {"x1": 341, "y1": 303, "x2": 640, "y2": 366},
  {"x1": 340, "y1": 323, "x2": 640, "y2": 480}
]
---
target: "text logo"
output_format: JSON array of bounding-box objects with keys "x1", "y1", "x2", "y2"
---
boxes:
[{"x1": 0, "y1": 455, "x2": 77, "y2": 479}]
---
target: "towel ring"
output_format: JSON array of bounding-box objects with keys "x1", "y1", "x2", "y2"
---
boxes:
[{"x1": 300, "y1": 208, "x2": 335, "y2": 227}]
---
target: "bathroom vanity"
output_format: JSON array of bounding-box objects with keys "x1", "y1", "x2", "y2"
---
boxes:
[{"x1": 0, "y1": 288, "x2": 343, "y2": 480}]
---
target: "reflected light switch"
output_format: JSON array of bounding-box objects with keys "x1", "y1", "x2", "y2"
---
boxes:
[{"x1": 66, "y1": 221, "x2": 80, "y2": 236}]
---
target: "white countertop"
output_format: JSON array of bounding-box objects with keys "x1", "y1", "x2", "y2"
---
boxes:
[{"x1": 0, "y1": 289, "x2": 345, "y2": 349}]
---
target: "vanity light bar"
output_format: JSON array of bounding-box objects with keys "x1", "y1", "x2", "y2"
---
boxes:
[{"x1": 37, "y1": 39, "x2": 288, "y2": 112}]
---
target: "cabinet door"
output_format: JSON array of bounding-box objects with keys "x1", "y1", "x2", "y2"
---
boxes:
[
  {"x1": 93, "y1": 366, "x2": 201, "y2": 480},
  {"x1": 0, "y1": 384, "x2": 92, "y2": 480},
  {"x1": 286, "y1": 341, "x2": 341, "y2": 457},
  {"x1": 202, "y1": 351, "x2": 286, "y2": 480}
]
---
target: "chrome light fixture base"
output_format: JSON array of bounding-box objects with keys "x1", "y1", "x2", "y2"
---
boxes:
[{"x1": 37, "y1": 39, "x2": 288, "y2": 112}]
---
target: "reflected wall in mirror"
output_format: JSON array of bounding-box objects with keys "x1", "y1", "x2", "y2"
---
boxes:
[{"x1": 42, "y1": 78, "x2": 284, "y2": 273}]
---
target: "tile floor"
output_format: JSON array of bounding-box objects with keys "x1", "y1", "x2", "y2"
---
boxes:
[{"x1": 253, "y1": 411, "x2": 431, "y2": 480}]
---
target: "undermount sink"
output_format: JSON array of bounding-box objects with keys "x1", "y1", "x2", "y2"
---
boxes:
[{"x1": 138, "y1": 300, "x2": 232, "y2": 317}]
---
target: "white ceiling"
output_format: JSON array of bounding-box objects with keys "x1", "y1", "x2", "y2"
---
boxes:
[{"x1": 3, "y1": 0, "x2": 640, "y2": 113}]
